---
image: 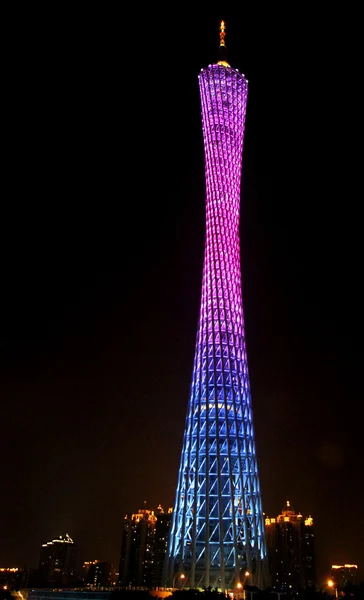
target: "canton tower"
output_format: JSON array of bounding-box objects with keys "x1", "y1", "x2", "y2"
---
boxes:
[{"x1": 166, "y1": 22, "x2": 267, "y2": 591}]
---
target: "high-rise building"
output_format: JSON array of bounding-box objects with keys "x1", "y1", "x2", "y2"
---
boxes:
[
  {"x1": 152, "y1": 506, "x2": 172, "y2": 588},
  {"x1": 83, "y1": 561, "x2": 112, "y2": 587},
  {"x1": 118, "y1": 507, "x2": 157, "y2": 587},
  {"x1": 39, "y1": 533, "x2": 77, "y2": 587},
  {"x1": 118, "y1": 504, "x2": 173, "y2": 589},
  {"x1": 166, "y1": 22, "x2": 267, "y2": 591},
  {"x1": 330, "y1": 564, "x2": 358, "y2": 590},
  {"x1": 0, "y1": 568, "x2": 27, "y2": 591},
  {"x1": 82, "y1": 560, "x2": 97, "y2": 583},
  {"x1": 265, "y1": 501, "x2": 315, "y2": 593}
]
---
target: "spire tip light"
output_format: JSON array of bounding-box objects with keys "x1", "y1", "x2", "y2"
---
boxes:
[
  {"x1": 217, "y1": 20, "x2": 230, "y2": 67},
  {"x1": 219, "y1": 20, "x2": 226, "y2": 47}
]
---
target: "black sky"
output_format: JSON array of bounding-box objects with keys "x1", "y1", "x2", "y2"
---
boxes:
[{"x1": 1, "y1": 5, "x2": 363, "y2": 585}]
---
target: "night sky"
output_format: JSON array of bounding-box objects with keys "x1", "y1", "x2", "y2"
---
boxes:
[{"x1": 1, "y1": 6, "x2": 363, "y2": 585}]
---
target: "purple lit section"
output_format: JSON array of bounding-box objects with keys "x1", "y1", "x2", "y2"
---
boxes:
[
  {"x1": 197, "y1": 65, "x2": 248, "y2": 399},
  {"x1": 167, "y1": 64, "x2": 267, "y2": 590}
]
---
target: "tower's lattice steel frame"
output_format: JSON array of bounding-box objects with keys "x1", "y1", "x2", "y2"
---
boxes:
[{"x1": 166, "y1": 42, "x2": 267, "y2": 592}]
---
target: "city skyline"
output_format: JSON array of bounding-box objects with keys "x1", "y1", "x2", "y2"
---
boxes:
[{"x1": 1, "y1": 7, "x2": 363, "y2": 586}]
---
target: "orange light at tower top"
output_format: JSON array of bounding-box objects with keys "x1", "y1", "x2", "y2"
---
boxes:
[
  {"x1": 217, "y1": 20, "x2": 230, "y2": 67},
  {"x1": 219, "y1": 20, "x2": 226, "y2": 47}
]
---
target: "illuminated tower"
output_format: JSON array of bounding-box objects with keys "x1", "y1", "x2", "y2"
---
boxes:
[{"x1": 166, "y1": 22, "x2": 267, "y2": 591}]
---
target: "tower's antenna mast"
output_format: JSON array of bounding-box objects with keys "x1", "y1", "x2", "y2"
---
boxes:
[
  {"x1": 217, "y1": 20, "x2": 230, "y2": 67},
  {"x1": 219, "y1": 20, "x2": 226, "y2": 47}
]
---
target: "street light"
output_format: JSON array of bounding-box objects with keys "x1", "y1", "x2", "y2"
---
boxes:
[
  {"x1": 244, "y1": 572, "x2": 250, "y2": 599},
  {"x1": 327, "y1": 579, "x2": 338, "y2": 599},
  {"x1": 236, "y1": 572, "x2": 250, "y2": 600},
  {"x1": 173, "y1": 573, "x2": 186, "y2": 589}
]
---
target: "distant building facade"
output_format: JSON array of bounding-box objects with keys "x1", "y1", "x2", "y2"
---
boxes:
[
  {"x1": 0, "y1": 567, "x2": 27, "y2": 590},
  {"x1": 330, "y1": 564, "x2": 358, "y2": 590},
  {"x1": 118, "y1": 504, "x2": 172, "y2": 588},
  {"x1": 82, "y1": 561, "x2": 112, "y2": 587},
  {"x1": 39, "y1": 534, "x2": 77, "y2": 586},
  {"x1": 119, "y1": 507, "x2": 156, "y2": 587},
  {"x1": 152, "y1": 506, "x2": 172, "y2": 588},
  {"x1": 265, "y1": 501, "x2": 315, "y2": 593}
]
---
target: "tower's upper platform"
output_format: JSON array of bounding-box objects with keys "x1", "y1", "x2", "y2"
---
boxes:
[{"x1": 198, "y1": 21, "x2": 248, "y2": 87}]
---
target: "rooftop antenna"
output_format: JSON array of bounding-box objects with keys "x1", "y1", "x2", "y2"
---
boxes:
[{"x1": 217, "y1": 20, "x2": 230, "y2": 67}]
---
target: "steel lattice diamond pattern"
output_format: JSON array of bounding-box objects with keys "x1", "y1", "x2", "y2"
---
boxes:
[{"x1": 166, "y1": 63, "x2": 267, "y2": 590}]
